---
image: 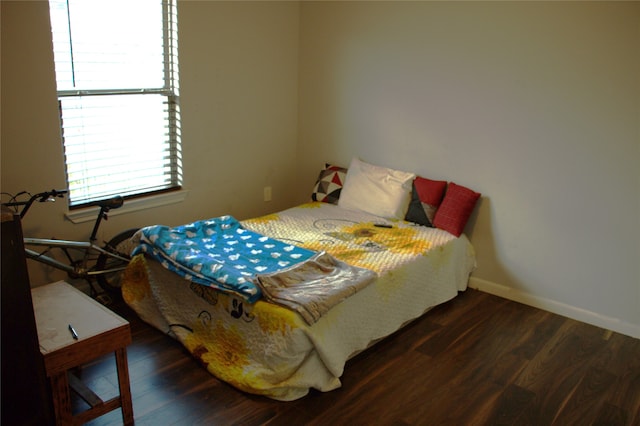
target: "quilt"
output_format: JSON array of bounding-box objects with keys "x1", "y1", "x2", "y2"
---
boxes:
[
  {"x1": 122, "y1": 202, "x2": 476, "y2": 400},
  {"x1": 131, "y1": 215, "x2": 316, "y2": 302},
  {"x1": 131, "y1": 215, "x2": 377, "y2": 324}
]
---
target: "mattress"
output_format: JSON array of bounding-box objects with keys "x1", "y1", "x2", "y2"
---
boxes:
[{"x1": 121, "y1": 202, "x2": 476, "y2": 400}]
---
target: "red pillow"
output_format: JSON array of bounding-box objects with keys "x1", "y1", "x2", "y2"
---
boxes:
[{"x1": 433, "y1": 182, "x2": 480, "y2": 237}]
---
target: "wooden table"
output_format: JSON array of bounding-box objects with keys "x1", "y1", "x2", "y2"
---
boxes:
[{"x1": 32, "y1": 281, "x2": 134, "y2": 425}]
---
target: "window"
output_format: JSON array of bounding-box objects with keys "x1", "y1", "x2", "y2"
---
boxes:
[{"x1": 48, "y1": 0, "x2": 181, "y2": 207}]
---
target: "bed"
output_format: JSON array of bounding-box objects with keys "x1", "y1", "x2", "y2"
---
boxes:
[{"x1": 121, "y1": 159, "x2": 479, "y2": 401}]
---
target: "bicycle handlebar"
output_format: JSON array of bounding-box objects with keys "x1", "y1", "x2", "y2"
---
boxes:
[{"x1": 2, "y1": 189, "x2": 68, "y2": 218}]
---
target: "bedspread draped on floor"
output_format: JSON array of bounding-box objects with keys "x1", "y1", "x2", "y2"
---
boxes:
[{"x1": 122, "y1": 202, "x2": 476, "y2": 400}]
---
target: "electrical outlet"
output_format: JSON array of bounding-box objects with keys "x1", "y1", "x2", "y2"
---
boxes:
[{"x1": 263, "y1": 186, "x2": 272, "y2": 202}]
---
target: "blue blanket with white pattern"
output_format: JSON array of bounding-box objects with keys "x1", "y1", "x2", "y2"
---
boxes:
[{"x1": 131, "y1": 215, "x2": 315, "y2": 303}]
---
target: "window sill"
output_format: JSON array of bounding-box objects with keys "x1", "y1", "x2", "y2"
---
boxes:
[{"x1": 65, "y1": 190, "x2": 188, "y2": 224}]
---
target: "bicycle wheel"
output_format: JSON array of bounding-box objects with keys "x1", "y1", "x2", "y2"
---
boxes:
[{"x1": 96, "y1": 228, "x2": 139, "y2": 297}]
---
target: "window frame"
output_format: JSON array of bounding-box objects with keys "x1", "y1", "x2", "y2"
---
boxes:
[{"x1": 49, "y1": 0, "x2": 183, "y2": 209}]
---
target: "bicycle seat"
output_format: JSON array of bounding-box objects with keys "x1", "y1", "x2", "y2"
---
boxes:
[{"x1": 88, "y1": 196, "x2": 124, "y2": 210}]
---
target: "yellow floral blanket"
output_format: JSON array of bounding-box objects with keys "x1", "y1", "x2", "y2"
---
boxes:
[{"x1": 122, "y1": 202, "x2": 476, "y2": 400}]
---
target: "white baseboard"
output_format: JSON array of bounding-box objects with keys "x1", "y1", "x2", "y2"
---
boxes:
[{"x1": 468, "y1": 277, "x2": 640, "y2": 339}]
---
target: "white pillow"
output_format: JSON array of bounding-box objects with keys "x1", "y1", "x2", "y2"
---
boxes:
[{"x1": 338, "y1": 158, "x2": 415, "y2": 219}]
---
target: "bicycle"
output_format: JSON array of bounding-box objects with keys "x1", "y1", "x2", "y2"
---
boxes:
[{"x1": 1, "y1": 189, "x2": 139, "y2": 305}]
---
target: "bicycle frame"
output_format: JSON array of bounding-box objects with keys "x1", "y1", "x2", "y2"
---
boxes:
[
  {"x1": 3, "y1": 190, "x2": 136, "y2": 300},
  {"x1": 24, "y1": 237, "x2": 131, "y2": 279}
]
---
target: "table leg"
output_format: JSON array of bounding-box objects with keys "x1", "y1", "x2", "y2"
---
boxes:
[
  {"x1": 115, "y1": 347, "x2": 134, "y2": 425},
  {"x1": 49, "y1": 371, "x2": 72, "y2": 425}
]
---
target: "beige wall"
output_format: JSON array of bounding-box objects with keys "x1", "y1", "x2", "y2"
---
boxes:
[
  {"x1": 297, "y1": 1, "x2": 640, "y2": 337},
  {"x1": 178, "y1": 1, "x2": 300, "y2": 218},
  {"x1": 2, "y1": 1, "x2": 639, "y2": 337}
]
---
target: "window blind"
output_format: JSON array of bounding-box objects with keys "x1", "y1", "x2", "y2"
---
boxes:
[{"x1": 49, "y1": 0, "x2": 181, "y2": 207}]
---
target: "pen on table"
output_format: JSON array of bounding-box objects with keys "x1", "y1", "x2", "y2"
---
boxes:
[{"x1": 68, "y1": 324, "x2": 79, "y2": 340}]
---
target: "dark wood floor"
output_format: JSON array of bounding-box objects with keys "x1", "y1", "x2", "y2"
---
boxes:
[{"x1": 73, "y1": 289, "x2": 639, "y2": 426}]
